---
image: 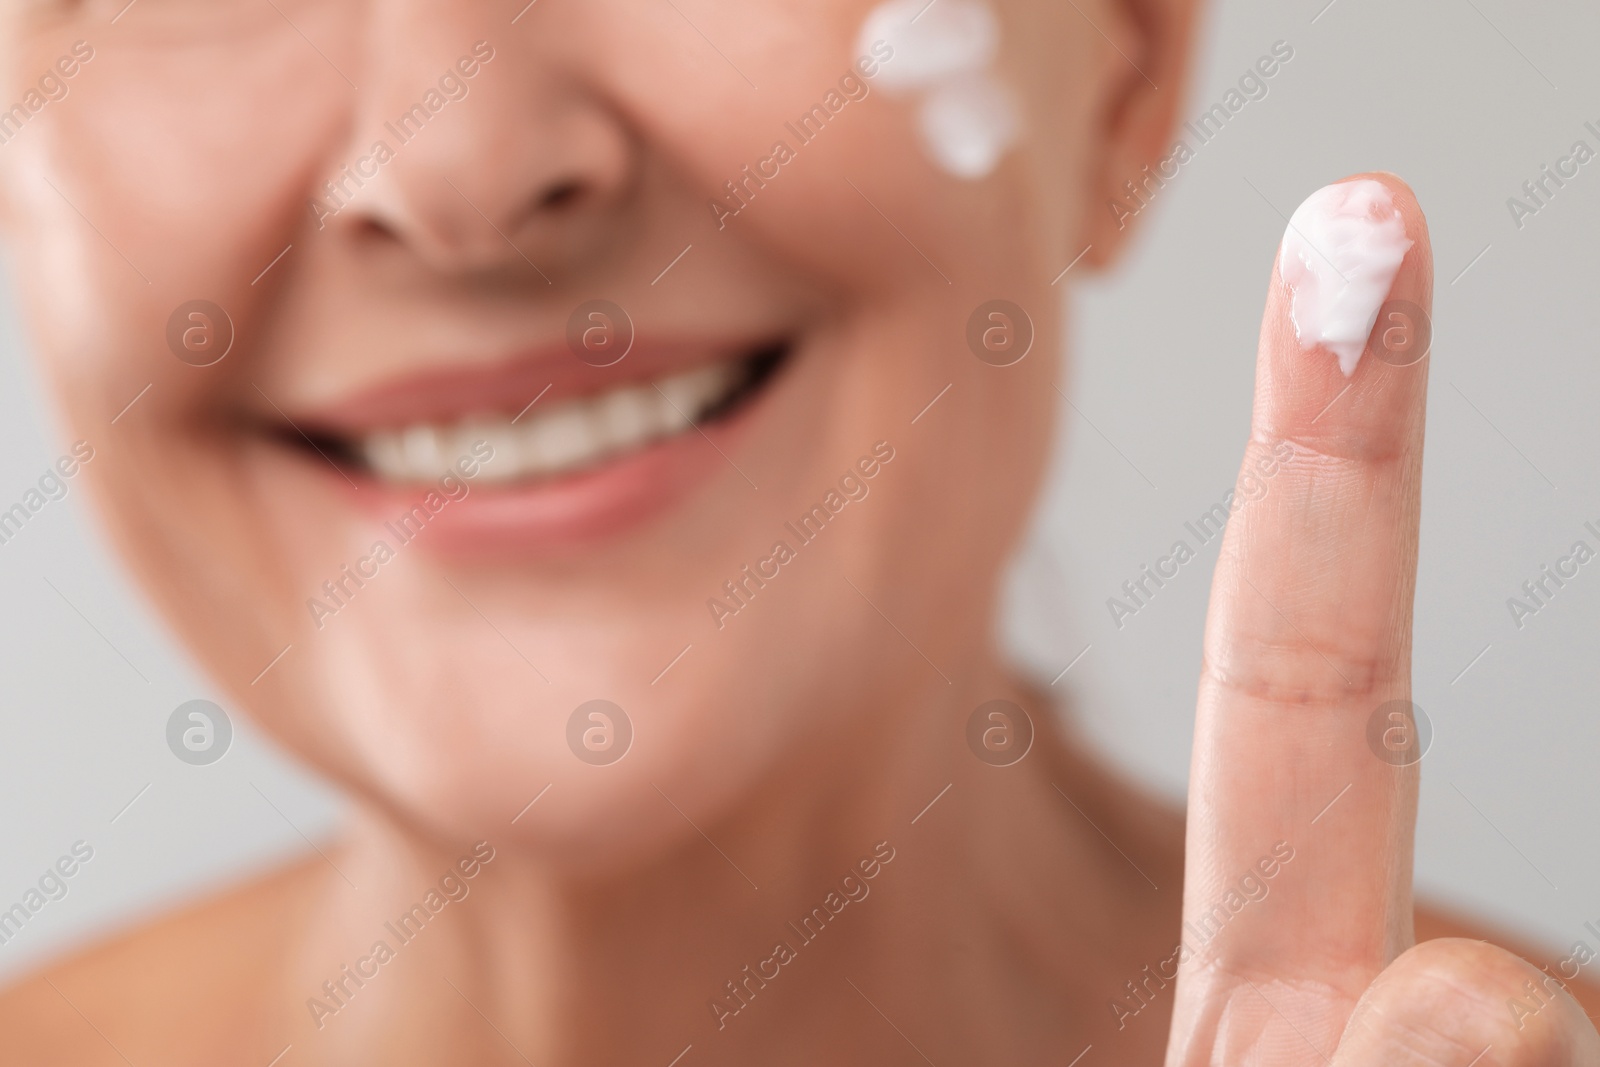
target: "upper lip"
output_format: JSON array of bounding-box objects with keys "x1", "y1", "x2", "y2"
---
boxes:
[{"x1": 285, "y1": 338, "x2": 782, "y2": 436}]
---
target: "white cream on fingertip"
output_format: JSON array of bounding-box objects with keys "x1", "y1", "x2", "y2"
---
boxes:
[{"x1": 1279, "y1": 179, "x2": 1413, "y2": 377}]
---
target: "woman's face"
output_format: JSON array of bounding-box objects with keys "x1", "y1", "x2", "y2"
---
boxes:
[{"x1": 0, "y1": 0, "x2": 1169, "y2": 867}]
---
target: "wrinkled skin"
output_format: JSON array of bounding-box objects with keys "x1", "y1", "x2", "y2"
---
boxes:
[{"x1": 0, "y1": 1, "x2": 1594, "y2": 1064}]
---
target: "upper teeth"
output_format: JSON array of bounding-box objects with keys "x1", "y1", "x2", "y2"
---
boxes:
[{"x1": 362, "y1": 361, "x2": 744, "y2": 485}]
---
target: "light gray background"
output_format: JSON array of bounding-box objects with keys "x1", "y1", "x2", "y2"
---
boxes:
[{"x1": 3, "y1": 0, "x2": 1597, "y2": 982}]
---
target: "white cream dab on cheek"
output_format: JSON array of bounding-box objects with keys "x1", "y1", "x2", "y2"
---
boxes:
[
  {"x1": 918, "y1": 73, "x2": 1022, "y2": 180},
  {"x1": 859, "y1": 0, "x2": 998, "y2": 92},
  {"x1": 856, "y1": 0, "x2": 1022, "y2": 180},
  {"x1": 1279, "y1": 179, "x2": 1413, "y2": 377}
]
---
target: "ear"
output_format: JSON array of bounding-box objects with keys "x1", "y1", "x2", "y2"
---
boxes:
[{"x1": 1078, "y1": 0, "x2": 1204, "y2": 270}]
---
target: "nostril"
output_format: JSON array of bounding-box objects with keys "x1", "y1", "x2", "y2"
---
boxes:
[
  {"x1": 351, "y1": 215, "x2": 401, "y2": 243},
  {"x1": 539, "y1": 181, "x2": 584, "y2": 211}
]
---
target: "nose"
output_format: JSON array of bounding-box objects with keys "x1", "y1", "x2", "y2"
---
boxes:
[{"x1": 321, "y1": 10, "x2": 637, "y2": 277}]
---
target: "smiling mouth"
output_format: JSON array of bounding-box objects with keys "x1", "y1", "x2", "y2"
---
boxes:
[{"x1": 286, "y1": 341, "x2": 791, "y2": 488}]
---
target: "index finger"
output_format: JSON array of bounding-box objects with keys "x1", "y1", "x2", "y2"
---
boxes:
[{"x1": 1167, "y1": 173, "x2": 1434, "y2": 1063}]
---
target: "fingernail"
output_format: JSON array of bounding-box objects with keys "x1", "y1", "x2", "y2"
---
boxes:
[{"x1": 1279, "y1": 179, "x2": 1414, "y2": 377}]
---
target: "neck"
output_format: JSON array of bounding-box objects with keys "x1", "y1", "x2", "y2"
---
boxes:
[{"x1": 282, "y1": 660, "x2": 1179, "y2": 1065}]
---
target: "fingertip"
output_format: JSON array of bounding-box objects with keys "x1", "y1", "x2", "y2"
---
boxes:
[
  {"x1": 1352, "y1": 170, "x2": 1434, "y2": 287},
  {"x1": 1258, "y1": 172, "x2": 1433, "y2": 455}
]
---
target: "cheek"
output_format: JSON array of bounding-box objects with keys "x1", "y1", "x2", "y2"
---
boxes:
[
  {"x1": 4, "y1": 20, "x2": 351, "y2": 421},
  {"x1": 601, "y1": 2, "x2": 1044, "y2": 300},
  {"x1": 0, "y1": 18, "x2": 372, "y2": 746},
  {"x1": 855, "y1": 0, "x2": 1024, "y2": 180}
]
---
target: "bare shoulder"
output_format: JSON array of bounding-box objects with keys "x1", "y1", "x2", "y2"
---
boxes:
[
  {"x1": 1416, "y1": 903, "x2": 1600, "y2": 1022},
  {"x1": 0, "y1": 853, "x2": 326, "y2": 1066}
]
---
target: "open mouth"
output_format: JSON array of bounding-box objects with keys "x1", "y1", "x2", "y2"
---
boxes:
[{"x1": 287, "y1": 341, "x2": 791, "y2": 489}]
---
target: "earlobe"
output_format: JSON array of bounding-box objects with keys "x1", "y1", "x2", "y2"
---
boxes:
[{"x1": 1076, "y1": 0, "x2": 1204, "y2": 270}]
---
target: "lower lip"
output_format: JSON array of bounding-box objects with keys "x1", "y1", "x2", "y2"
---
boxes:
[{"x1": 329, "y1": 398, "x2": 763, "y2": 555}]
